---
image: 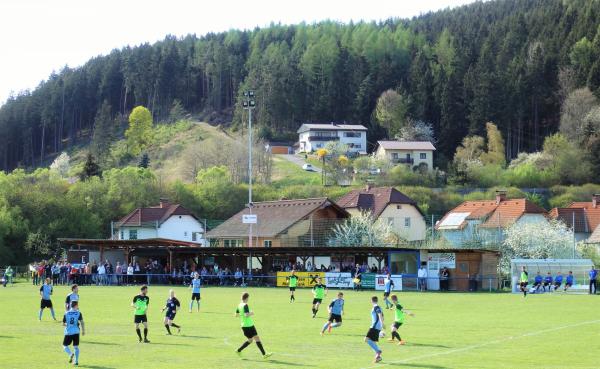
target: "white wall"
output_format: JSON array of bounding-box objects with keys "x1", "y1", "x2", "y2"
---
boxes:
[
  {"x1": 118, "y1": 227, "x2": 157, "y2": 240},
  {"x1": 378, "y1": 204, "x2": 427, "y2": 241},
  {"x1": 517, "y1": 214, "x2": 549, "y2": 225},
  {"x1": 158, "y1": 215, "x2": 205, "y2": 244},
  {"x1": 338, "y1": 131, "x2": 366, "y2": 153}
]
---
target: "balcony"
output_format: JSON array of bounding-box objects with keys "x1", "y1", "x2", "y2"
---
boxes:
[
  {"x1": 392, "y1": 157, "x2": 414, "y2": 164},
  {"x1": 308, "y1": 135, "x2": 339, "y2": 141}
]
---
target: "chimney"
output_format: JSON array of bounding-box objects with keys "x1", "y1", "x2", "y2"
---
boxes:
[
  {"x1": 593, "y1": 194, "x2": 600, "y2": 209},
  {"x1": 159, "y1": 198, "x2": 171, "y2": 208},
  {"x1": 495, "y1": 190, "x2": 507, "y2": 205}
]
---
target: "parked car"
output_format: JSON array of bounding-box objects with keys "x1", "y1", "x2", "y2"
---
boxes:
[{"x1": 302, "y1": 163, "x2": 314, "y2": 171}]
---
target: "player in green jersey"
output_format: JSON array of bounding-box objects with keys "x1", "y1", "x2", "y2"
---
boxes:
[
  {"x1": 311, "y1": 277, "x2": 327, "y2": 318},
  {"x1": 234, "y1": 292, "x2": 272, "y2": 359},
  {"x1": 132, "y1": 285, "x2": 150, "y2": 343},
  {"x1": 519, "y1": 266, "x2": 529, "y2": 297},
  {"x1": 288, "y1": 270, "x2": 299, "y2": 303},
  {"x1": 387, "y1": 295, "x2": 414, "y2": 345}
]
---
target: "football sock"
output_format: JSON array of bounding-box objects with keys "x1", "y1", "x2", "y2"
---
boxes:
[
  {"x1": 392, "y1": 331, "x2": 401, "y2": 341},
  {"x1": 331, "y1": 322, "x2": 341, "y2": 328},
  {"x1": 165, "y1": 324, "x2": 171, "y2": 334},
  {"x1": 74, "y1": 347, "x2": 80, "y2": 362},
  {"x1": 189, "y1": 301, "x2": 193, "y2": 310},
  {"x1": 171, "y1": 323, "x2": 180, "y2": 328},
  {"x1": 238, "y1": 341, "x2": 251, "y2": 352},
  {"x1": 367, "y1": 339, "x2": 381, "y2": 353},
  {"x1": 143, "y1": 328, "x2": 148, "y2": 339},
  {"x1": 64, "y1": 346, "x2": 72, "y2": 356},
  {"x1": 38, "y1": 310, "x2": 42, "y2": 320},
  {"x1": 256, "y1": 341, "x2": 266, "y2": 355},
  {"x1": 322, "y1": 322, "x2": 329, "y2": 332},
  {"x1": 136, "y1": 328, "x2": 142, "y2": 340},
  {"x1": 50, "y1": 309, "x2": 56, "y2": 319}
]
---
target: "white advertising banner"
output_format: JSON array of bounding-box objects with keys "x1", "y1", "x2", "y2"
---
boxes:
[
  {"x1": 428, "y1": 253, "x2": 456, "y2": 269},
  {"x1": 375, "y1": 274, "x2": 403, "y2": 291},
  {"x1": 325, "y1": 272, "x2": 353, "y2": 288}
]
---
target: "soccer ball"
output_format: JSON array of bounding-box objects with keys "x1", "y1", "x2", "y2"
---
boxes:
[{"x1": 379, "y1": 331, "x2": 386, "y2": 338}]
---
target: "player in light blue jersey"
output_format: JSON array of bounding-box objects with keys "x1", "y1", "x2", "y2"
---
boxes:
[
  {"x1": 65, "y1": 284, "x2": 79, "y2": 311},
  {"x1": 62, "y1": 301, "x2": 85, "y2": 366},
  {"x1": 189, "y1": 273, "x2": 201, "y2": 312},
  {"x1": 321, "y1": 292, "x2": 344, "y2": 335},
  {"x1": 383, "y1": 274, "x2": 394, "y2": 309},
  {"x1": 39, "y1": 277, "x2": 56, "y2": 321},
  {"x1": 365, "y1": 296, "x2": 384, "y2": 363}
]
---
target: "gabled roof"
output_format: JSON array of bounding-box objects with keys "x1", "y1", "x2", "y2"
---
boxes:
[
  {"x1": 336, "y1": 187, "x2": 422, "y2": 218},
  {"x1": 116, "y1": 202, "x2": 198, "y2": 227},
  {"x1": 207, "y1": 198, "x2": 349, "y2": 238},
  {"x1": 567, "y1": 201, "x2": 600, "y2": 233},
  {"x1": 549, "y1": 208, "x2": 589, "y2": 233},
  {"x1": 297, "y1": 123, "x2": 368, "y2": 133},
  {"x1": 376, "y1": 141, "x2": 436, "y2": 151},
  {"x1": 436, "y1": 198, "x2": 547, "y2": 230}
]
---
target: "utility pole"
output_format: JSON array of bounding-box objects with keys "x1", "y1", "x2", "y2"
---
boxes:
[{"x1": 242, "y1": 91, "x2": 256, "y2": 248}]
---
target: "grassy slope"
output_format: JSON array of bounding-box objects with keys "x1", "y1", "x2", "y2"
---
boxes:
[
  {"x1": 2, "y1": 283, "x2": 599, "y2": 369},
  {"x1": 271, "y1": 155, "x2": 321, "y2": 187}
]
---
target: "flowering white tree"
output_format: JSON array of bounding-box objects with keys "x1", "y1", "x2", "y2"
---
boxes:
[
  {"x1": 49, "y1": 152, "x2": 71, "y2": 178},
  {"x1": 500, "y1": 220, "x2": 575, "y2": 273},
  {"x1": 331, "y1": 212, "x2": 394, "y2": 247}
]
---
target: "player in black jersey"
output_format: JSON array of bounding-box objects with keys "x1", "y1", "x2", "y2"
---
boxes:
[{"x1": 162, "y1": 289, "x2": 181, "y2": 335}]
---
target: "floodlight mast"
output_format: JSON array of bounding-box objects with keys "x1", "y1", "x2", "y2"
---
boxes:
[{"x1": 243, "y1": 91, "x2": 256, "y2": 248}]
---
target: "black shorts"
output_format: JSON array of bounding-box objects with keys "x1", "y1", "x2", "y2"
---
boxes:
[
  {"x1": 565, "y1": 282, "x2": 573, "y2": 287},
  {"x1": 134, "y1": 314, "x2": 148, "y2": 324},
  {"x1": 289, "y1": 287, "x2": 296, "y2": 292},
  {"x1": 393, "y1": 322, "x2": 403, "y2": 329},
  {"x1": 242, "y1": 326, "x2": 258, "y2": 339},
  {"x1": 533, "y1": 282, "x2": 541, "y2": 287},
  {"x1": 40, "y1": 299, "x2": 53, "y2": 309},
  {"x1": 328, "y1": 313, "x2": 342, "y2": 323},
  {"x1": 312, "y1": 298, "x2": 323, "y2": 305},
  {"x1": 166, "y1": 312, "x2": 176, "y2": 320},
  {"x1": 520, "y1": 282, "x2": 528, "y2": 288},
  {"x1": 383, "y1": 292, "x2": 390, "y2": 298},
  {"x1": 366, "y1": 328, "x2": 380, "y2": 342},
  {"x1": 554, "y1": 282, "x2": 562, "y2": 287},
  {"x1": 191, "y1": 293, "x2": 201, "y2": 300},
  {"x1": 63, "y1": 334, "x2": 80, "y2": 346}
]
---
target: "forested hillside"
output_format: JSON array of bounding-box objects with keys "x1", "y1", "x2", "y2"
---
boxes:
[{"x1": 2, "y1": 0, "x2": 600, "y2": 171}]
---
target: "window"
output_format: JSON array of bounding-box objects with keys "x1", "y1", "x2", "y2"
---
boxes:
[
  {"x1": 396, "y1": 205, "x2": 402, "y2": 210},
  {"x1": 129, "y1": 229, "x2": 138, "y2": 240},
  {"x1": 353, "y1": 144, "x2": 362, "y2": 149},
  {"x1": 387, "y1": 217, "x2": 394, "y2": 226},
  {"x1": 120, "y1": 230, "x2": 124, "y2": 240},
  {"x1": 420, "y1": 153, "x2": 427, "y2": 159},
  {"x1": 192, "y1": 233, "x2": 197, "y2": 242},
  {"x1": 224, "y1": 239, "x2": 243, "y2": 247},
  {"x1": 392, "y1": 153, "x2": 399, "y2": 159},
  {"x1": 264, "y1": 240, "x2": 272, "y2": 247},
  {"x1": 404, "y1": 217, "x2": 411, "y2": 228},
  {"x1": 343, "y1": 131, "x2": 361, "y2": 137}
]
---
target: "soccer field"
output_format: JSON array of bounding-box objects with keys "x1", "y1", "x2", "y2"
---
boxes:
[{"x1": 2, "y1": 284, "x2": 599, "y2": 369}]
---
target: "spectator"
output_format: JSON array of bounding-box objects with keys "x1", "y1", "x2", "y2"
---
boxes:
[
  {"x1": 440, "y1": 267, "x2": 449, "y2": 291},
  {"x1": 353, "y1": 264, "x2": 362, "y2": 291},
  {"x1": 98, "y1": 263, "x2": 106, "y2": 286},
  {"x1": 127, "y1": 263, "x2": 134, "y2": 285},
  {"x1": 60, "y1": 262, "x2": 69, "y2": 285},
  {"x1": 234, "y1": 268, "x2": 243, "y2": 286},
  {"x1": 417, "y1": 265, "x2": 428, "y2": 291},
  {"x1": 30, "y1": 263, "x2": 38, "y2": 285},
  {"x1": 37, "y1": 263, "x2": 45, "y2": 285},
  {"x1": 116, "y1": 262, "x2": 122, "y2": 286},
  {"x1": 589, "y1": 266, "x2": 598, "y2": 295},
  {"x1": 3, "y1": 265, "x2": 13, "y2": 286}
]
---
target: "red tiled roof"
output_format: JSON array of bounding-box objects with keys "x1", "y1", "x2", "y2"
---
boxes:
[
  {"x1": 567, "y1": 202, "x2": 600, "y2": 232},
  {"x1": 436, "y1": 198, "x2": 547, "y2": 230},
  {"x1": 588, "y1": 225, "x2": 600, "y2": 244},
  {"x1": 549, "y1": 208, "x2": 590, "y2": 233},
  {"x1": 336, "y1": 187, "x2": 421, "y2": 218},
  {"x1": 116, "y1": 202, "x2": 197, "y2": 227}
]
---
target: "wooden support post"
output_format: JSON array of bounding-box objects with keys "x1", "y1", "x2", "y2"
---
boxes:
[
  {"x1": 168, "y1": 249, "x2": 173, "y2": 273},
  {"x1": 99, "y1": 246, "x2": 104, "y2": 263},
  {"x1": 124, "y1": 246, "x2": 130, "y2": 265}
]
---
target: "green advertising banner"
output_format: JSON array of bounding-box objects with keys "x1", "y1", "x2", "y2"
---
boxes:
[{"x1": 361, "y1": 273, "x2": 376, "y2": 289}]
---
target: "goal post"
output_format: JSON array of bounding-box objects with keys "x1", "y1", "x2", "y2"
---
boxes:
[{"x1": 510, "y1": 259, "x2": 593, "y2": 293}]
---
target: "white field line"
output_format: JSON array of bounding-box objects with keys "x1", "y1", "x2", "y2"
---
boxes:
[{"x1": 361, "y1": 319, "x2": 600, "y2": 369}]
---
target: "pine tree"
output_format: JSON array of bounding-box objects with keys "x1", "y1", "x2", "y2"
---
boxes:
[
  {"x1": 80, "y1": 153, "x2": 101, "y2": 180},
  {"x1": 138, "y1": 153, "x2": 150, "y2": 169}
]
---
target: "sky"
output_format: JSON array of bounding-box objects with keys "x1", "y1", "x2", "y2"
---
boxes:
[{"x1": 0, "y1": 0, "x2": 476, "y2": 105}]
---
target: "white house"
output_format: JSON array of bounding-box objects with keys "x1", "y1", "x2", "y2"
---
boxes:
[
  {"x1": 375, "y1": 141, "x2": 436, "y2": 171},
  {"x1": 435, "y1": 191, "x2": 548, "y2": 248},
  {"x1": 114, "y1": 200, "x2": 206, "y2": 245},
  {"x1": 297, "y1": 123, "x2": 368, "y2": 154}
]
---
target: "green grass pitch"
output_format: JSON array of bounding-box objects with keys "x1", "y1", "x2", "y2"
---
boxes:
[{"x1": 1, "y1": 283, "x2": 599, "y2": 369}]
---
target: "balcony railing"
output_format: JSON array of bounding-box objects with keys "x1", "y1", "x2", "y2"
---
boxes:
[
  {"x1": 308, "y1": 136, "x2": 339, "y2": 141},
  {"x1": 392, "y1": 157, "x2": 414, "y2": 164}
]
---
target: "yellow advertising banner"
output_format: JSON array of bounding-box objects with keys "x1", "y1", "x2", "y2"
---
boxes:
[{"x1": 276, "y1": 271, "x2": 326, "y2": 287}]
